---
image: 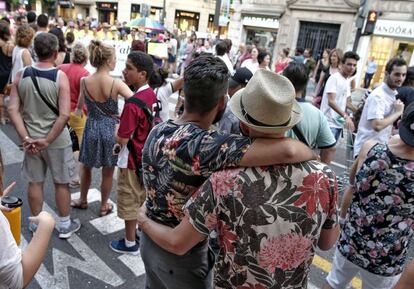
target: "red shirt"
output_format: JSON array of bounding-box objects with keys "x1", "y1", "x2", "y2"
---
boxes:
[
  {"x1": 118, "y1": 85, "x2": 157, "y2": 170},
  {"x1": 58, "y1": 63, "x2": 90, "y2": 112}
]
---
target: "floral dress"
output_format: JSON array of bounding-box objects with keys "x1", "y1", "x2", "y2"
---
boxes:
[{"x1": 338, "y1": 143, "x2": 414, "y2": 276}]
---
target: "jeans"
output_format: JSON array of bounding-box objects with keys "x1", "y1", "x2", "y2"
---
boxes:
[{"x1": 330, "y1": 127, "x2": 343, "y2": 142}]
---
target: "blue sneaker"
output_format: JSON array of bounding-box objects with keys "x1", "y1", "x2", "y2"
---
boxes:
[{"x1": 110, "y1": 239, "x2": 139, "y2": 255}]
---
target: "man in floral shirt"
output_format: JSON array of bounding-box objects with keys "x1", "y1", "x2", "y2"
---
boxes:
[{"x1": 139, "y1": 69, "x2": 339, "y2": 289}]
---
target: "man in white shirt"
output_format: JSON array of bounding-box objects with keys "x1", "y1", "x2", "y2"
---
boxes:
[
  {"x1": 215, "y1": 40, "x2": 234, "y2": 75},
  {"x1": 320, "y1": 51, "x2": 359, "y2": 141},
  {"x1": 353, "y1": 58, "x2": 407, "y2": 157}
]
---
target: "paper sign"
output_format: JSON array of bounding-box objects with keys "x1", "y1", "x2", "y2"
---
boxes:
[{"x1": 147, "y1": 42, "x2": 168, "y2": 59}]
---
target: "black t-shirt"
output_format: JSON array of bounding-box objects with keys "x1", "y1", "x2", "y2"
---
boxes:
[{"x1": 397, "y1": 86, "x2": 414, "y2": 107}]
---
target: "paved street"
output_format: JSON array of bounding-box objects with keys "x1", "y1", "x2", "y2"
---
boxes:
[{"x1": 1, "y1": 90, "x2": 410, "y2": 289}]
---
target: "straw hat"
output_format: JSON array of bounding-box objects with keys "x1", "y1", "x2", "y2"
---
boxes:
[{"x1": 229, "y1": 69, "x2": 302, "y2": 133}]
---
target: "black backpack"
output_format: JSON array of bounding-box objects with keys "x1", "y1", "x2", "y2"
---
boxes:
[{"x1": 125, "y1": 97, "x2": 162, "y2": 181}]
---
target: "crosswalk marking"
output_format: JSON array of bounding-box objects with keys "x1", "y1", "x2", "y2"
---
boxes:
[
  {"x1": 118, "y1": 253, "x2": 146, "y2": 277},
  {"x1": 312, "y1": 254, "x2": 362, "y2": 289},
  {"x1": 0, "y1": 128, "x2": 23, "y2": 165}
]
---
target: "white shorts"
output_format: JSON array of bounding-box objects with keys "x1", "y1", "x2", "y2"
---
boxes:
[{"x1": 326, "y1": 248, "x2": 401, "y2": 289}]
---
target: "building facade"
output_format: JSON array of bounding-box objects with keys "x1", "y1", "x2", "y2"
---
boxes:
[{"x1": 355, "y1": 0, "x2": 414, "y2": 88}]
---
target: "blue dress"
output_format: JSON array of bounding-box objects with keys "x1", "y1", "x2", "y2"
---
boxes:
[{"x1": 79, "y1": 94, "x2": 118, "y2": 168}]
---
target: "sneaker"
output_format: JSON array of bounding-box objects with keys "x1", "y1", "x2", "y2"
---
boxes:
[
  {"x1": 58, "y1": 218, "x2": 81, "y2": 239},
  {"x1": 28, "y1": 222, "x2": 38, "y2": 233},
  {"x1": 109, "y1": 238, "x2": 139, "y2": 255}
]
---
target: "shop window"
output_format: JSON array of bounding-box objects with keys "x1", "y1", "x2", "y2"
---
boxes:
[{"x1": 175, "y1": 10, "x2": 199, "y2": 32}]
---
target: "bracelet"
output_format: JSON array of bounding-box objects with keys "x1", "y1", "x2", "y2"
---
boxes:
[{"x1": 24, "y1": 136, "x2": 30, "y2": 141}]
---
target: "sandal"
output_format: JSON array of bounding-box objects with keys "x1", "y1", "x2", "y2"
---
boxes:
[
  {"x1": 99, "y1": 203, "x2": 113, "y2": 217},
  {"x1": 70, "y1": 198, "x2": 88, "y2": 209}
]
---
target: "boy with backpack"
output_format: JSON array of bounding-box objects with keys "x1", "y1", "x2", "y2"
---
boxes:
[{"x1": 110, "y1": 51, "x2": 160, "y2": 255}]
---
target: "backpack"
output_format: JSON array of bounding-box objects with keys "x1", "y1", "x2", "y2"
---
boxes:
[{"x1": 124, "y1": 97, "x2": 162, "y2": 182}]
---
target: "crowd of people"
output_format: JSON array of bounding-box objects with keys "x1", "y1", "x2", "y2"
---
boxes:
[{"x1": 0, "y1": 10, "x2": 414, "y2": 289}]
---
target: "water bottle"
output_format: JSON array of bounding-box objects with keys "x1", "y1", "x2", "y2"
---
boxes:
[{"x1": 1, "y1": 196, "x2": 23, "y2": 245}]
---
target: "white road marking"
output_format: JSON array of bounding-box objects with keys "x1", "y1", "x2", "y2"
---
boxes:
[
  {"x1": 21, "y1": 201, "x2": 124, "y2": 289},
  {"x1": 118, "y1": 253, "x2": 146, "y2": 277},
  {"x1": 331, "y1": 161, "x2": 347, "y2": 170},
  {"x1": 308, "y1": 282, "x2": 320, "y2": 289}
]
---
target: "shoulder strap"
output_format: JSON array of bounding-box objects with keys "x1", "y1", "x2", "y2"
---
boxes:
[
  {"x1": 292, "y1": 125, "x2": 309, "y2": 147},
  {"x1": 126, "y1": 97, "x2": 153, "y2": 123},
  {"x1": 29, "y1": 66, "x2": 59, "y2": 116}
]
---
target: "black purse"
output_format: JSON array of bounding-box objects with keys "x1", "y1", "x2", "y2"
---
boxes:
[{"x1": 29, "y1": 67, "x2": 79, "y2": 152}]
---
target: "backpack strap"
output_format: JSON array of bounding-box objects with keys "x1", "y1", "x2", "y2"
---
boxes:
[{"x1": 125, "y1": 97, "x2": 153, "y2": 123}]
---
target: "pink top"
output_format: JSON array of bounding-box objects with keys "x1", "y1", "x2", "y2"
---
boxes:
[{"x1": 275, "y1": 60, "x2": 289, "y2": 73}]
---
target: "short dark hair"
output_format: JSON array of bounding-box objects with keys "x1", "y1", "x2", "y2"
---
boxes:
[
  {"x1": 0, "y1": 20, "x2": 10, "y2": 41},
  {"x1": 66, "y1": 31, "x2": 75, "y2": 45},
  {"x1": 296, "y1": 47, "x2": 304, "y2": 55},
  {"x1": 34, "y1": 32, "x2": 58, "y2": 61},
  {"x1": 305, "y1": 48, "x2": 312, "y2": 55},
  {"x1": 283, "y1": 63, "x2": 308, "y2": 93},
  {"x1": 215, "y1": 41, "x2": 227, "y2": 56},
  {"x1": 16, "y1": 16, "x2": 26, "y2": 23},
  {"x1": 49, "y1": 28, "x2": 66, "y2": 52},
  {"x1": 224, "y1": 39, "x2": 232, "y2": 53},
  {"x1": 149, "y1": 66, "x2": 169, "y2": 88},
  {"x1": 27, "y1": 11, "x2": 36, "y2": 23},
  {"x1": 37, "y1": 14, "x2": 48, "y2": 28},
  {"x1": 258, "y1": 50, "x2": 270, "y2": 64},
  {"x1": 385, "y1": 57, "x2": 407, "y2": 74},
  {"x1": 184, "y1": 55, "x2": 229, "y2": 115},
  {"x1": 127, "y1": 51, "x2": 154, "y2": 80},
  {"x1": 1, "y1": 17, "x2": 10, "y2": 24},
  {"x1": 342, "y1": 51, "x2": 360, "y2": 63}
]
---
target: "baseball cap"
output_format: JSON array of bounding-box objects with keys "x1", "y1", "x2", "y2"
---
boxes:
[
  {"x1": 399, "y1": 102, "x2": 414, "y2": 148},
  {"x1": 229, "y1": 68, "x2": 253, "y2": 88}
]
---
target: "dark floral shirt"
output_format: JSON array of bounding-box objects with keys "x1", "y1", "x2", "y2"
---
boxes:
[
  {"x1": 185, "y1": 161, "x2": 338, "y2": 289},
  {"x1": 338, "y1": 143, "x2": 414, "y2": 276},
  {"x1": 142, "y1": 120, "x2": 251, "y2": 227}
]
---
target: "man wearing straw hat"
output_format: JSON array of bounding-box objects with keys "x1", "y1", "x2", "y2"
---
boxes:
[{"x1": 137, "y1": 69, "x2": 340, "y2": 289}]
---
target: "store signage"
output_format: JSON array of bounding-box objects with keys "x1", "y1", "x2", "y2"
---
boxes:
[
  {"x1": 96, "y1": 2, "x2": 117, "y2": 11},
  {"x1": 242, "y1": 16, "x2": 279, "y2": 29},
  {"x1": 374, "y1": 20, "x2": 414, "y2": 39}
]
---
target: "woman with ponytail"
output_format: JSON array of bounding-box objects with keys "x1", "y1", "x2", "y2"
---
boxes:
[
  {"x1": 149, "y1": 66, "x2": 183, "y2": 122},
  {"x1": 71, "y1": 40, "x2": 133, "y2": 216}
]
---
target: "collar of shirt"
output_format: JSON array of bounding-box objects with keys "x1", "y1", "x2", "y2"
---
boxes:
[
  {"x1": 381, "y1": 82, "x2": 398, "y2": 97},
  {"x1": 136, "y1": 84, "x2": 149, "y2": 94}
]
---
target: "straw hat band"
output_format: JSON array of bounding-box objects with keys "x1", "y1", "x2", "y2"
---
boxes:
[{"x1": 240, "y1": 97, "x2": 291, "y2": 127}]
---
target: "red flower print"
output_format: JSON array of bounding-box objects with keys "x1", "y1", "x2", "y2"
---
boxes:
[
  {"x1": 205, "y1": 213, "x2": 218, "y2": 231},
  {"x1": 166, "y1": 193, "x2": 185, "y2": 220},
  {"x1": 294, "y1": 172, "x2": 331, "y2": 215},
  {"x1": 258, "y1": 233, "x2": 312, "y2": 272},
  {"x1": 192, "y1": 155, "x2": 201, "y2": 175},
  {"x1": 218, "y1": 221, "x2": 237, "y2": 253},
  {"x1": 209, "y1": 169, "x2": 240, "y2": 197}
]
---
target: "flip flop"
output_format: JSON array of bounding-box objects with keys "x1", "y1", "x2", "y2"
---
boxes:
[
  {"x1": 99, "y1": 203, "x2": 113, "y2": 217},
  {"x1": 70, "y1": 198, "x2": 88, "y2": 209}
]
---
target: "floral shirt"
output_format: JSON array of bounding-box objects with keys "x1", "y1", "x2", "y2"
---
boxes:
[
  {"x1": 338, "y1": 143, "x2": 414, "y2": 276},
  {"x1": 185, "y1": 161, "x2": 338, "y2": 289},
  {"x1": 142, "y1": 120, "x2": 251, "y2": 227}
]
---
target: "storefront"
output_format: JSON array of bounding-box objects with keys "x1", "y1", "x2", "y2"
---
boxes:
[
  {"x1": 242, "y1": 15, "x2": 279, "y2": 51},
  {"x1": 57, "y1": 0, "x2": 75, "y2": 19},
  {"x1": 96, "y1": 2, "x2": 117, "y2": 24},
  {"x1": 174, "y1": 10, "x2": 200, "y2": 32},
  {"x1": 0, "y1": 1, "x2": 6, "y2": 13},
  {"x1": 358, "y1": 19, "x2": 414, "y2": 87},
  {"x1": 130, "y1": 4, "x2": 140, "y2": 20}
]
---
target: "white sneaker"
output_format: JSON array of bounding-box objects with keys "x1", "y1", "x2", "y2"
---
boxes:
[{"x1": 58, "y1": 218, "x2": 81, "y2": 239}]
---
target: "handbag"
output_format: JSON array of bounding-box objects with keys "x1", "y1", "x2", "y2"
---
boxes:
[{"x1": 29, "y1": 67, "x2": 79, "y2": 152}]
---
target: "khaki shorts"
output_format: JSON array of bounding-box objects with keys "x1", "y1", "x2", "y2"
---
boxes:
[
  {"x1": 69, "y1": 112, "x2": 87, "y2": 146},
  {"x1": 117, "y1": 168, "x2": 146, "y2": 220},
  {"x1": 22, "y1": 146, "x2": 75, "y2": 184}
]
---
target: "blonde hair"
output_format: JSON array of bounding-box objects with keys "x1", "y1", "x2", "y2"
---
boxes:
[
  {"x1": 88, "y1": 40, "x2": 114, "y2": 68},
  {"x1": 16, "y1": 24, "x2": 35, "y2": 48},
  {"x1": 71, "y1": 42, "x2": 88, "y2": 64}
]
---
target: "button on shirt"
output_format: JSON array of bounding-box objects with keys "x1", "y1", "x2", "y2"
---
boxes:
[
  {"x1": 353, "y1": 83, "x2": 397, "y2": 157},
  {"x1": 320, "y1": 72, "x2": 351, "y2": 129}
]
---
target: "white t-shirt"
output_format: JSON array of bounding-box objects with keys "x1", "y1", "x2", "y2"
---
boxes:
[
  {"x1": 353, "y1": 83, "x2": 397, "y2": 157},
  {"x1": 320, "y1": 72, "x2": 351, "y2": 129},
  {"x1": 155, "y1": 82, "x2": 174, "y2": 122},
  {"x1": 241, "y1": 59, "x2": 259, "y2": 74},
  {"x1": 0, "y1": 211, "x2": 23, "y2": 289},
  {"x1": 217, "y1": 54, "x2": 234, "y2": 75}
]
